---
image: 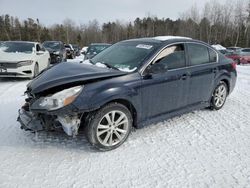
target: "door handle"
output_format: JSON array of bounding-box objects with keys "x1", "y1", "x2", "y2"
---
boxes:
[{"x1": 180, "y1": 74, "x2": 188, "y2": 80}]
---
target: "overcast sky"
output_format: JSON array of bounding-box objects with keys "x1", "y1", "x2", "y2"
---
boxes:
[{"x1": 0, "y1": 0, "x2": 227, "y2": 26}]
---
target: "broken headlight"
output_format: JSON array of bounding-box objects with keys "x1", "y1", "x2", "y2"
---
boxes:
[{"x1": 39, "y1": 86, "x2": 83, "y2": 110}]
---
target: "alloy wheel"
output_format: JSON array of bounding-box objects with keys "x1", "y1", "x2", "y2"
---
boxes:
[
  {"x1": 96, "y1": 110, "x2": 129, "y2": 147},
  {"x1": 214, "y1": 84, "x2": 227, "y2": 108}
]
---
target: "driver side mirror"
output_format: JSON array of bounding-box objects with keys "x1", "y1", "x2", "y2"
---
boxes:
[{"x1": 146, "y1": 63, "x2": 168, "y2": 75}]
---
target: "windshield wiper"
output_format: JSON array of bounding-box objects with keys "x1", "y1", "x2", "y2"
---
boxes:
[
  {"x1": 88, "y1": 59, "x2": 94, "y2": 64},
  {"x1": 101, "y1": 62, "x2": 120, "y2": 71}
]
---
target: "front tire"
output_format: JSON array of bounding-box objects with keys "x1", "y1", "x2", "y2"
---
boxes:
[
  {"x1": 210, "y1": 81, "x2": 228, "y2": 110},
  {"x1": 86, "y1": 103, "x2": 132, "y2": 151}
]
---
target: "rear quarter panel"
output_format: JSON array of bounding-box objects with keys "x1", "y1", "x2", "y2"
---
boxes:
[{"x1": 215, "y1": 54, "x2": 237, "y2": 95}]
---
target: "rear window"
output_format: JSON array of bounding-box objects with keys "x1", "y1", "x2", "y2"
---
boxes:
[
  {"x1": 43, "y1": 42, "x2": 61, "y2": 50},
  {"x1": 241, "y1": 49, "x2": 250, "y2": 52},
  {"x1": 240, "y1": 49, "x2": 250, "y2": 56},
  {"x1": 188, "y1": 43, "x2": 210, "y2": 66}
]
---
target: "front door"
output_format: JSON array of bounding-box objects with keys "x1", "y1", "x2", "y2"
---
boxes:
[{"x1": 140, "y1": 43, "x2": 189, "y2": 121}]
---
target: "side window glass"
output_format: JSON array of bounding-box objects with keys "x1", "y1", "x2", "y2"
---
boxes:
[
  {"x1": 153, "y1": 44, "x2": 186, "y2": 71},
  {"x1": 209, "y1": 48, "x2": 217, "y2": 62},
  {"x1": 188, "y1": 43, "x2": 209, "y2": 66},
  {"x1": 40, "y1": 44, "x2": 45, "y2": 51}
]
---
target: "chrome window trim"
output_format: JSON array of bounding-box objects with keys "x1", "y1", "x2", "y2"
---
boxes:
[{"x1": 140, "y1": 41, "x2": 219, "y2": 75}]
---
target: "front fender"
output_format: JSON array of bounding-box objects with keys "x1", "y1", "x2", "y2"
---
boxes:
[{"x1": 87, "y1": 85, "x2": 139, "y2": 111}]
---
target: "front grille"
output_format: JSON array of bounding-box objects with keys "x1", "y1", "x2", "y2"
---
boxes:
[{"x1": 0, "y1": 62, "x2": 18, "y2": 68}]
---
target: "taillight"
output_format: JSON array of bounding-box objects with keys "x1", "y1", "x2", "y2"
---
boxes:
[{"x1": 232, "y1": 62, "x2": 237, "y2": 69}]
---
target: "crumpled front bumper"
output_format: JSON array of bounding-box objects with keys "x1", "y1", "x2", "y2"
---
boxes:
[
  {"x1": 17, "y1": 107, "x2": 82, "y2": 136},
  {"x1": 17, "y1": 108, "x2": 43, "y2": 131}
]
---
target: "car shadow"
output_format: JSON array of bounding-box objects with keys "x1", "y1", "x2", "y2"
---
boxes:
[{"x1": 19, "y1": 128, "x2": 97, "y2": 153}]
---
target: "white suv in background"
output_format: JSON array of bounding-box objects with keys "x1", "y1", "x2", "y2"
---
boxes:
[{"x1": 0, "y1": 41, "x2": 50, "y2": 78}]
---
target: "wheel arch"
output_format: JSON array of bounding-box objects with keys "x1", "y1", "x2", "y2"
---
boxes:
[
  {"x1": 220, "y1": 78, "x2": 230, "y2": 93},
  {"x1": 84, "y1": 97, "x2": 138, "y2": 128},
  {"x1": 107, "y1": 99, "x2": 138, "y2": 128}
]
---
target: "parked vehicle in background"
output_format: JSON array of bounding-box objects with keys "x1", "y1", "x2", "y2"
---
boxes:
[
  {"x1": 226, "y1": 50, "x2": 242, "y2": 64},
  {"x1": 65, "y1": 44, "x2": 75, "y2": 59},
  {"x1": 227, "y1": 47, "x2": 242, "y2": 52},
  {"x1": 212, "y1": 44, "x2": 226, "y2": 51},
  {"x1": 42, "y1": 41, "x2": 66, "y2": 64},
  {"x1": 0, "y1": 41, "x2": 50, "y2": 78},
  {"x1": 212, "y1": 44, "x2": 232, "y2": 56},
  {"x1": 81, "y1": 46, "x2": 88, "y2": 55},
  {"x1": 218, "y1": 49, "x2": 232, "y2": 55},
  {"x1": 212, "y1": 44, "x2": 238, "y2": 62},
  {"x1": 212, "y1": 46, "x2": 242, "y2": 64},
  {"x1": 84, "y1": 43, "x2": 111, "y2": 60},
  {"x1": 237, "y1": 48, "x2": 250, "y2": 64},
  {"x1": 72, "y1": 44, "x2": 81, "y2": 56},
  {"x1": 18, "y1": 36, "x2": 237, "y2": 151}
]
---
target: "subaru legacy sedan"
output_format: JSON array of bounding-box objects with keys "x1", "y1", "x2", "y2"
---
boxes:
[{"x1": 18, "y1": 36, "x2": 237, "y2": 151}]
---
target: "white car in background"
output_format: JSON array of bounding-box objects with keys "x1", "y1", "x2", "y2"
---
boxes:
[
  {"x1": 81, "y1": 46, "x2": 88, "y2": 54},
  {"x1": 0, "y1": 41, "x2": 50, "y2": 78}
]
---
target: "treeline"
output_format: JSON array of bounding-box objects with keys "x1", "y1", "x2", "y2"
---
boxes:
[{"x1": 0, "y1": 0, "x2": 250, "y2": 47}]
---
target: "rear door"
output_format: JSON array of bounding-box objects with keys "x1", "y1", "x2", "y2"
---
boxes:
[
  {"x1": 186, "y1": 43, "x2": 218, "y2": 106},
  {"x1": 140, "y1": 43, "x2": 189, "y2": 120}
]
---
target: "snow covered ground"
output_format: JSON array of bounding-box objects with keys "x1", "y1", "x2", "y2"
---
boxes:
[{"x1": 0, "y1": 64, "x2": 250, "y2": 188}]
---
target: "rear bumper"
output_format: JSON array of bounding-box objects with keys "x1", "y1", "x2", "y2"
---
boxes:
[{"x1": 17, "y1": 108, "x2": 43, "y2": 131}]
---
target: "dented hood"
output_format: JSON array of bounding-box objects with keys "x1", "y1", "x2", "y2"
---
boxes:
[{"x1": 27, "y1": 62, "x2": 126, "y2": 94}]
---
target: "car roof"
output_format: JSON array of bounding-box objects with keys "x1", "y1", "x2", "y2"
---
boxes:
[
  {"x1": 43, "y1": 41, "x2": 63, "y2": 43},
  {"x1": 121, "y1": 36, "x2": 211, "y2": 48},
  {"x1": 3, "y1": 41, "x2": 38, "y2": 44},
  {"x1": 125, "y1": 35, "x2": 193, "y2": 43}
]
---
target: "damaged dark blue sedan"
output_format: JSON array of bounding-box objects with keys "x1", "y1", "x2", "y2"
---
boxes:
[{"x1": 18, "y1": 36, "x2": 237, "y2": 151}]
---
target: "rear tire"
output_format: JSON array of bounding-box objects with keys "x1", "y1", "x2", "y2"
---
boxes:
[
  {"x1": 210, "y1": 81, "x2": 228, "y2": 110},
  {"x1": 86, "y1": 102, "x2": 132, "y2": 151}
]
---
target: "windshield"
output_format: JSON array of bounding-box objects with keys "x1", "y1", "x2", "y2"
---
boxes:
[
  {"x1": 91, "y1": 41, "x2": 158, "y2": 72},
  {"x1": 43, "y1": 42, "x2": 61, "y2": 50},
  {"x1": 0, "y1": 42, "x2": 34, "y2": 53},
  {"x1": 87, "y1": 44, "x2": 110, "y2": 54}
]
